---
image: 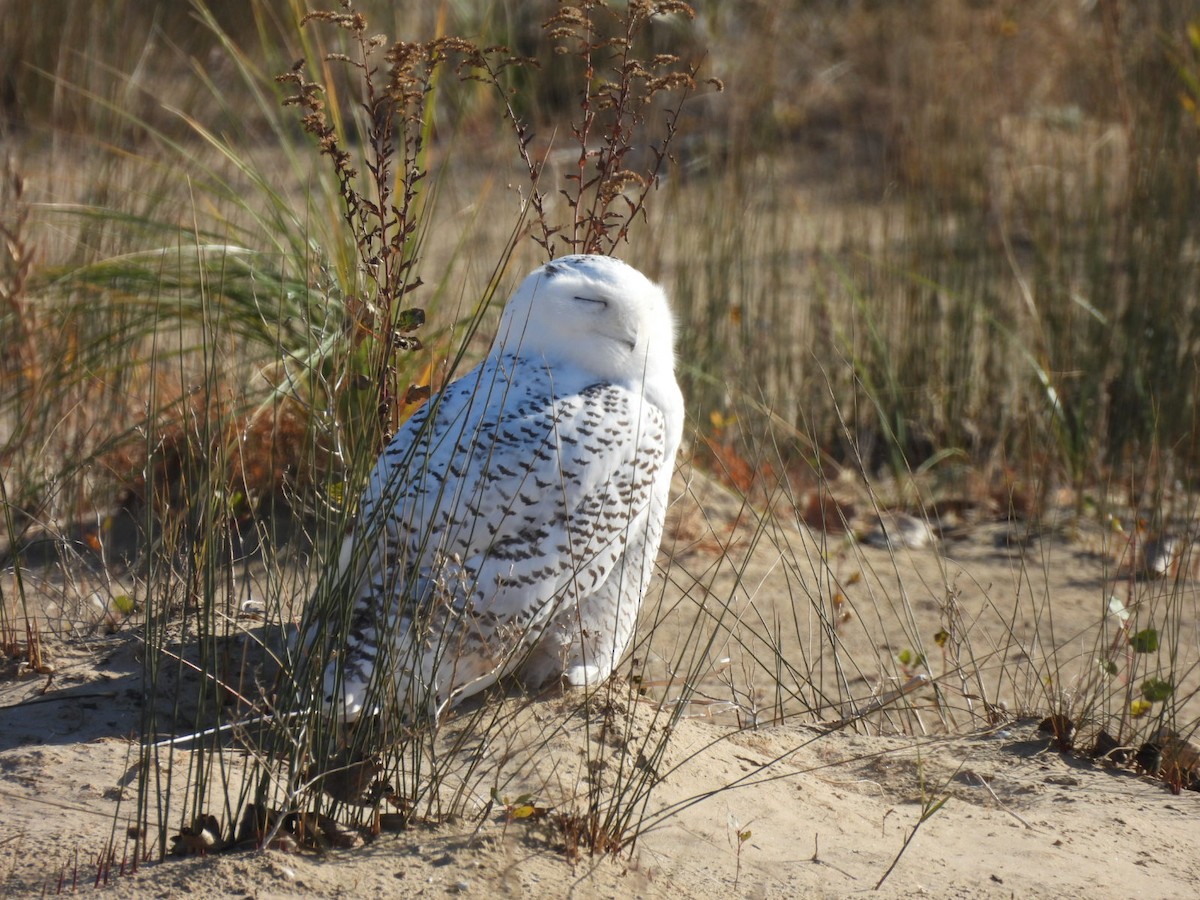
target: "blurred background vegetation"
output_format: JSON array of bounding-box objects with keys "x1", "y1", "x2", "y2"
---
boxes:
[{"x1": 2, "y1": 0, "x2": 1200, "y2": 529}]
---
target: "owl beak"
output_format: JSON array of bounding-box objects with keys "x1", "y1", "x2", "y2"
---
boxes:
[{"x1": 608, "y1": 310, "x2": 639, "y2": 352}]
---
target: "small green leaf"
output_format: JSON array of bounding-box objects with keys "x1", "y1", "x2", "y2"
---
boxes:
[
  {"x1": 898, "y1": 649, "x2": 912, "y2": 666},
  {"x1": 394, "y1": 307, "x2": 426, "y2": 332},
  {"x1": 1130, "y1": 629, "x2": 1160, "y2": 653},
  {"x1": 933, "y1": 629, "x2": 949, "y2": 647},
  {"x1": 1141, "y1": 677, "x2": 1174, "y2": 703},
  {"x1": 1100, "y1": 659, "x2": 1118, "y2": 676},
  {"x1": 111, "y1": 595, "x2": 136, "y2": 616}
]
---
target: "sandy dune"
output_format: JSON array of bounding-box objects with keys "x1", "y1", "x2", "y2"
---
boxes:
[{"x1": 3, "y1": 470, "x2": 1199, "y2": 898}]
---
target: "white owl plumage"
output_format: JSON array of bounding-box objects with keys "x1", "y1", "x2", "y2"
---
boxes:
[{"x1": 323, "y1": 255, "x2": 683, "y2": 721}]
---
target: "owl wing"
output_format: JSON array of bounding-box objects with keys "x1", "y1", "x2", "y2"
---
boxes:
[{"x1": 349, "y1": 354, "x2": 669, "y2": 630}]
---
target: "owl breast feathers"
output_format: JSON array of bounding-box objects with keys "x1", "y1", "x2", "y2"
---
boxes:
[{"x1": 322, "y1": 255, "x2": 684, "y2": 720}]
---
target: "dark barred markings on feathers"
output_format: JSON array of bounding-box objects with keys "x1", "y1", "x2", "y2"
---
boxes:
[{"x1": 322, "y1": 254, "x2": 684, "y2": 721}]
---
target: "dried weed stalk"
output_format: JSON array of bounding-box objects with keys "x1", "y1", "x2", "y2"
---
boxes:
[
  {"x1": 276, "y1": 5, "x2": 523, "y2": 439},
  {"x1": 511, "y1": 0, "x2": 715, "y2": 257}
]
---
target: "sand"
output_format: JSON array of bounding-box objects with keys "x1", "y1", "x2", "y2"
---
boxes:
[{"x1": 3, "y1": 468, "x2": 1199, "y2": 898}]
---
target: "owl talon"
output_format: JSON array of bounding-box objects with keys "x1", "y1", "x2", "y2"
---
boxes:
[{"x1": 564, "y1": 664, "x2": 603, "y2": 688}]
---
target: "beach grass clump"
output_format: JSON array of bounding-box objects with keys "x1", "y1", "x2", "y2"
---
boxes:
[{"x1": 37, "y1": 0, "x2": 723, "y2": 864}]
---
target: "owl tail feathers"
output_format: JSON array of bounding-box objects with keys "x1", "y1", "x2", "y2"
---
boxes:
[
  {"x1": 321, "y1": 664, "x2": 374, "y2": 724},
  {"x1": 320, "y1": 660, "x2": 444, "y2": 723}
]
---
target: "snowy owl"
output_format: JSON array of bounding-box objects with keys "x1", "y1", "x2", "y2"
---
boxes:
[{"x1": 322, "y1": 254, "x2": 683, "y2": 721}]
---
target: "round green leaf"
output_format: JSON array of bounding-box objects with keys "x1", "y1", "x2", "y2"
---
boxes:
[
  {"x1": 1141, "y1": 677, "x2": 1174, "y2": 703},
  {"x1": 1130, "y1": 629, "x2": 1159, "y2": 653}
]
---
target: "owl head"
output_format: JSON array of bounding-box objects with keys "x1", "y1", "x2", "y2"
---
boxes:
[{"x1": 494, "y1": 255, "x2": 678, "y2": 390}]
